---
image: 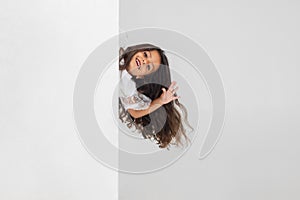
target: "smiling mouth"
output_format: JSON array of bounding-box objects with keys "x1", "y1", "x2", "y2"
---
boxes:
[{"x1": 135, "y1": 57, "x2": 141, "y2": 70}]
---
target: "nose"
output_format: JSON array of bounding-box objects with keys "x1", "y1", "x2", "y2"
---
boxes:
[
  {"x1": 142, "y1": 54, "x2": 149, "y2": 64},
  {"x1": 142, "y1": 58, "x2": 149, "y2": 65}
]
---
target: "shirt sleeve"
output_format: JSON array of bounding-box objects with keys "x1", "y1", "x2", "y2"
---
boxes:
[
  {"x1": 120, "y1": 90, "x2": 152, "y2": 110},
  {"x1": 119, "y1": 70, "x2": 152, "y2": 111}
]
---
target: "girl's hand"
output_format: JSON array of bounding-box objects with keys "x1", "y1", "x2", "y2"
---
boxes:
[{"x1": 159, "y1": 81, "x2": 180, "y2": 105}]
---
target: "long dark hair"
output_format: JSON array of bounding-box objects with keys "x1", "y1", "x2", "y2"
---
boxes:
[{"x1": 119, "y1": 43, "x2": 193, "y2": 149}]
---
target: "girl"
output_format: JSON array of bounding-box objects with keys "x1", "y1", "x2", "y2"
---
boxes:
[{"x1": 119, "y1": 43, "x2": 193, "y2": 149}]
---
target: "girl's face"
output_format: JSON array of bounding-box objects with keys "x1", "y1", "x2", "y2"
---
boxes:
[{"x1": 127, "y1": 49, "x2": 161, "y2": 79}]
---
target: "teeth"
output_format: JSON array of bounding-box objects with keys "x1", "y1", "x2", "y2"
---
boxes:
[{"x1": 136, "y1": 58, "x2": 141, "y2": 68}]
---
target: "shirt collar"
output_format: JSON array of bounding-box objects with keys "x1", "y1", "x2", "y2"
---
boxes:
[{"x1": 121, "y1": 69, "x2": 133, "y2": 78}]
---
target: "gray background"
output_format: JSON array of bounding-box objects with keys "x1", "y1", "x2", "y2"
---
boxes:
[
  {"x1": 120, "y1": 0, "x2": 300, "y2": 200},
  {"x1": 0, "y1": 0, "x2": 118, "y2": 199},
  {"x1": 1, "y1": 0, "x2": 300, "y2": 200}
]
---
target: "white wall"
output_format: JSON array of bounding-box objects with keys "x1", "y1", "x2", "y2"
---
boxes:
[
  {"x1": 1, "y1": 0, "x2": 300, "y2": 199},
  {"x1": 119, "y1": 0, "x2": 300, "y2": 199},
  {"x1": 0, "y1": 0, "x2": 118, "y2": 199}
]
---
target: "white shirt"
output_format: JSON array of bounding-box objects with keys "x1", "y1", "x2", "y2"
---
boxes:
[{"x1": 119, "y1": 69, "x2": 152, "y2": 110}]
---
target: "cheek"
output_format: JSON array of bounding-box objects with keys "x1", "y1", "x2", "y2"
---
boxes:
[
  {"x1": 129, "y1": 57, "x2": 136, "y2": 66},
  {"x1": 135, "y1": 52, "x2": 143, "y2": 58},
  {"x1": 130, "y1": 54, "x2": 137, "y2": 63}
]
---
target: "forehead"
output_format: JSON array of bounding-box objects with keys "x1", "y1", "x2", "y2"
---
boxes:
[{"x1": 149, "y1": 50, "x2": 161, "y2": 62}]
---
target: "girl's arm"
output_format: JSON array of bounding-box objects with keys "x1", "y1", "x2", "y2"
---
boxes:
[
  {"x1": 127, "y1": 98, "x2": 163, "y2": 119},
  {"x1": 127, "y1": 81, "x2": 180, "y2": 119}
]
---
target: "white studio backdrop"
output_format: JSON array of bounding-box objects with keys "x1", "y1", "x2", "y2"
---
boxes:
[
  {"x1": 119, "y1": 0, "x2": 300, "y2": 200},
  {"x1": 1, "y1": 0, "x2": 300, "y2": 200},
  {"x1": 0, "y1": 0, "x2": 118, "y2": 200}
]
